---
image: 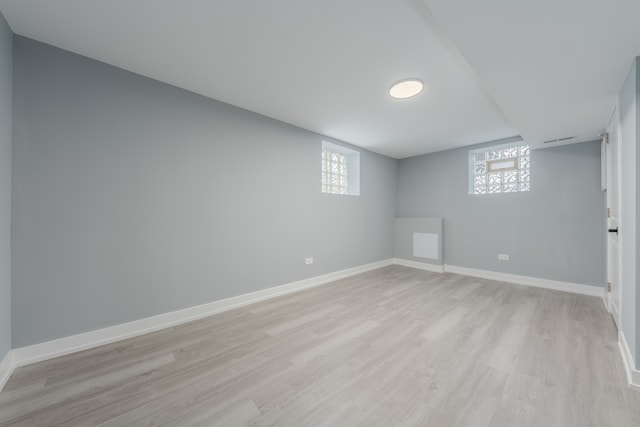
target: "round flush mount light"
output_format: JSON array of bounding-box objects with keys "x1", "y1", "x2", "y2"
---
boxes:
[{"x1": 389, "y1": 78, "x2": 424, "y2": 99}]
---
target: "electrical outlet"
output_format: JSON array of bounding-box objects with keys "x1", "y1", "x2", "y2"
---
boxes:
[
  {"x1": 498, "y1": 254, "x2": 510, "y2": 261},
  {"x1": 305, "y1": 257, "x2": 314, "y2": 265}
]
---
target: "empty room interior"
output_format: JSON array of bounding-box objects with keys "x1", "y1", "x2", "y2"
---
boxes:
[{"x1": 1, "y1": 0, "x2": 640, "y2": 426}]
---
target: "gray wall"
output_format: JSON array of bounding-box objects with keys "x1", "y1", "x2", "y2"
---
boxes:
[
  {"x1": 6, "y1": 33, "x2": 615, "y2": 353},
  {"x1": 619, "y1": 57, "x2": 638, "y2": 367},
  {"x1": 0, "y1": 13, "x2": 11, "y2": 361},
  {"x1": 397, "y1": 140, "x2": 606, "y2": 286},
  {"x1": 11, "y1": 36, "x2": 397, "y2": 347}
]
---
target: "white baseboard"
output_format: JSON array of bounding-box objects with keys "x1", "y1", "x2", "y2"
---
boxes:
[
  {"x1": 443, "y1": 264, "x2": 603, "y2": 297},
  {"x1": 602, "y1": 287, "x2": 609, "y2": 311},
  {"x1": 0, "y1": 350, "x2": 14, "y2": 391},
  {"x1": 392, "y1": 258, "x2": 444, "y2": 273},
  {"x1": 619, "y1": 331, "x2": 640, "y2": 391},
  {"x1": 9, "y1": 258, "x2": 393, "y2": 374},
  {"x1": 0, "y1": 259, "x2": 617, "y2": 393}
]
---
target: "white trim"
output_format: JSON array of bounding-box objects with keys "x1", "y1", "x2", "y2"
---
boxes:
[
  {"x1": 392, "y1": 258, "x2": 444, "y2": 273},
  {"x1": 0, "y1": 350, "x2": 14, "y2": 391},
  {"x1": 392, "y1": 261, "x2": 603, "y2": 297},
  {"x1": 9, "y1": 259, "x2": 393, "y2": 371},
  {"x1": 602, "y1": 287, "x2": 609, "y2": 311},
  {"x1": 1, "y1": 259, "x2": 621, "y2": 394},
  {"x1": 442, "y1": 264, "x2": 603, "y2": 297},
  {"x1": 619, "y1": 331, "x2": 640, "y2": 391}
]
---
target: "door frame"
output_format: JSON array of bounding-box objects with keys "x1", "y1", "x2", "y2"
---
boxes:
[{"x1": 605, "y1": 103, "x2": 622, "y2": 328}]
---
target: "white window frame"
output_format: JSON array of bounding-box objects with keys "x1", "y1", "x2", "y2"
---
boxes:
[
  {"x1": 321, "y1": 141, "x2": 360, "y2": 196},
  {"x1": 468, "y1": 142, "x2": 530, "y2": 195}
]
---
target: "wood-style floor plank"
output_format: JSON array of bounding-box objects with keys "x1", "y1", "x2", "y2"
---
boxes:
[{"x1": 1, "y1": 265, "x2": 638, "y2": 426}]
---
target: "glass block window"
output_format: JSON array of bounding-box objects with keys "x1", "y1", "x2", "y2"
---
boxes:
[
  {"x1": 321, "y1": 141, "x2": 360, "y2": 196},
  {"x1": 469, "y1": 144, "x2": 530, "y2": 194},
  {"x1": 322, "y1": 149, "x2": 349, "y2": 194}
]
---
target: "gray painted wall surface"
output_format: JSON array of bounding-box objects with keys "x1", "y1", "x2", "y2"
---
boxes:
[
  {"x1": 619, "y1": 57, "x2": 638, "y2": 367},
  {"x1": 11, "y1": 37, "x2": 397, "y2": 347},
  {"x1": 0, "y1": 13, "x2": 11, "y2": 361},
  {"x1": 394, "y1": 217, "x2": 443, "y2": 265},
  {"x1": 396, "y1": 140, "x2": 606, "y2": 286}
]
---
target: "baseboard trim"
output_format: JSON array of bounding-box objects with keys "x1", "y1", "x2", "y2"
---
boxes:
[
  {"x1": 602, "y1": 287, "x2": 609, "y2": 311},
  {"x1": 0, "y1": 350, "x2": 14, "y2": 391},
  {"x1": 442, "y1": 264, "x2": 603, "y2": 297},
  {"x1": 392, "y1": 258, "x2": 444, "y2": 273},
  {"x1": 1, "y1": 259, "x2": 613, "y2": 392},
  {"x1": 10, "y1": 258, "x2": 393, "y2": 372},
  {"x1": 619, "y1": 331, "x2": 640, "y2": 391}
]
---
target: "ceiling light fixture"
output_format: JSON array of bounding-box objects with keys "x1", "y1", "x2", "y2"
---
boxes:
[{"x1": 389, "y1": 78, "x2": 424, "y2": 99}]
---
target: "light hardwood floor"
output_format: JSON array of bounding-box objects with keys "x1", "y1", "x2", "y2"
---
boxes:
[{"x1": 1, "y1": 266, "x2": 639, "y2": 426}]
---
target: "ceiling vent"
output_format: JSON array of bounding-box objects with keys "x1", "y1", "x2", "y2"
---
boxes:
[{"x1": 543, "y1": 136, "x2": 575, "y2": 144}]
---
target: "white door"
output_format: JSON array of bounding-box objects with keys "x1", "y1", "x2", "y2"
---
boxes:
[{"x1": 605, "y1": 106, "x2": 621, "y2": 327}]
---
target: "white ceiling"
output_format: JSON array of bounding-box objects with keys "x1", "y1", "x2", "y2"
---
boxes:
[
  {"x1": 422, "y1": 0, "x2": 640, "y2": 148},
  {"x1": 0, "y1": 0, "x2": 638, "y2": 158}
]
